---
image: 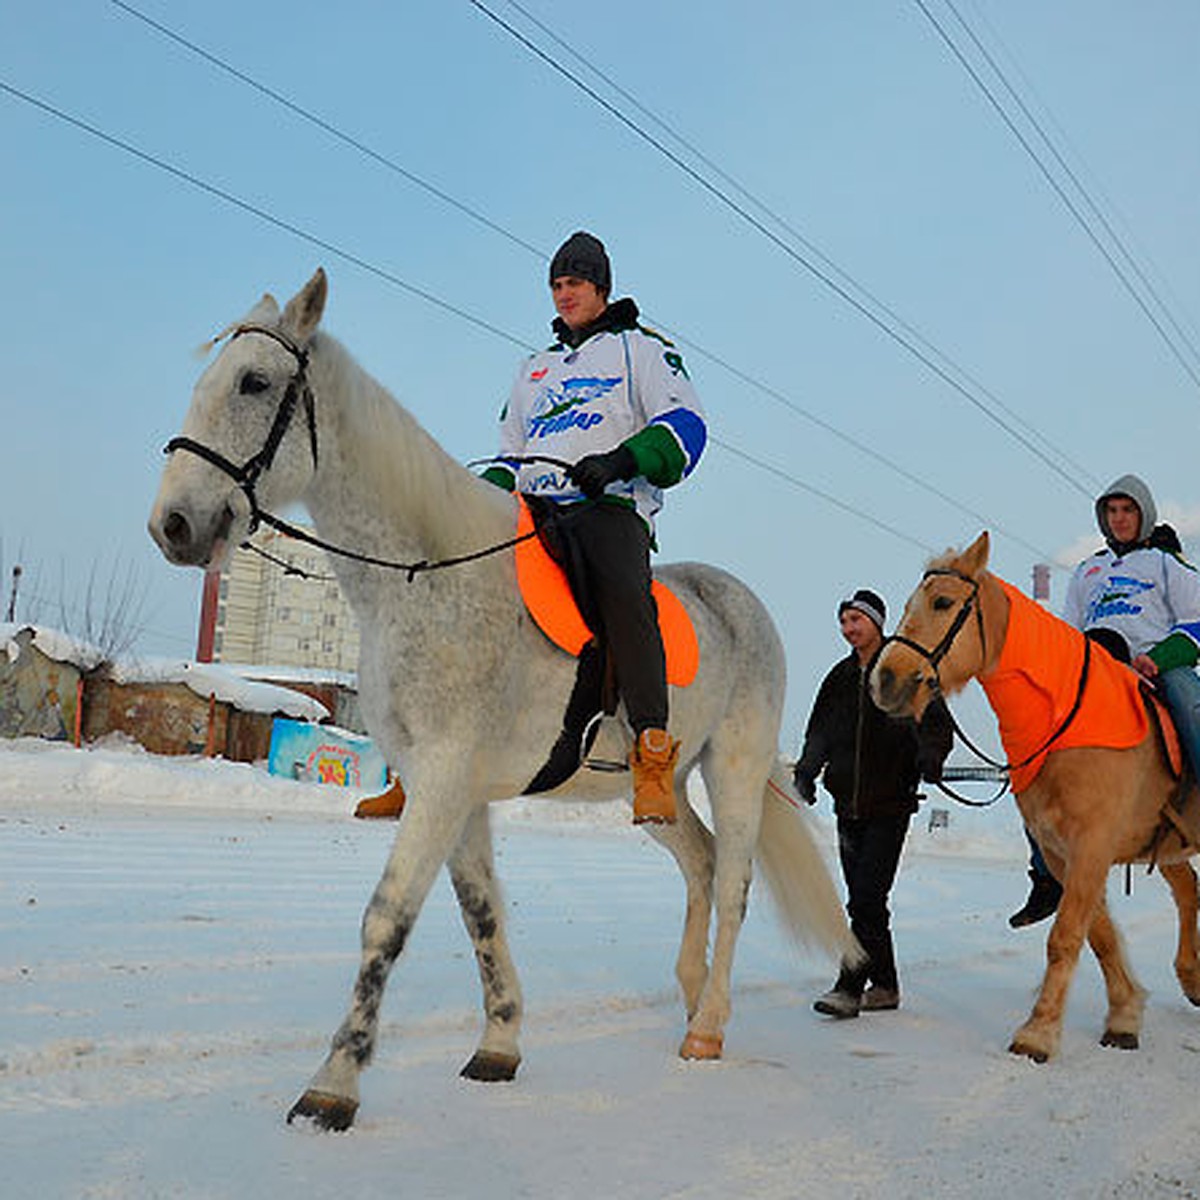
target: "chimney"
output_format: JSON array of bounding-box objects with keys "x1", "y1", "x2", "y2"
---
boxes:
[
  {"x1": 1032, "y1": 562, "x2": 1051, "y2": 606},
  {"x1": 196, "y1": 568, "x2": 221, "y2": 662}
]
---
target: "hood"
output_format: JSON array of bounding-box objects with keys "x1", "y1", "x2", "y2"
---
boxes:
[
  {"x1": 1095, "y1": 473, "x2": 1157, "y2": 548},
  {"x1": 552, "y1": 296, "x2": 639, "y2": 349}
]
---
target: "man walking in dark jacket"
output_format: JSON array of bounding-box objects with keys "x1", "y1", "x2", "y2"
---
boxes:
[{"x1": 794, "y1": 589, "x2": 951, "y2": 1018}]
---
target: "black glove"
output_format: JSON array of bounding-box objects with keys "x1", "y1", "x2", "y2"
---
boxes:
[
  {"x1": 567, "y1": 445, "x2": 638, "y2": 499},
  {"x1": 792, "y1": 764, "x2": 818, "y2": 805}
]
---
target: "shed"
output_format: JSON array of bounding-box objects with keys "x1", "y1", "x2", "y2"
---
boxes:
[{"x1": 0, "y1": 624, "x2": 329, "y2": 762}]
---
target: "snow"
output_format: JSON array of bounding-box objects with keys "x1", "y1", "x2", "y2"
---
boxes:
[
  {"x1": 3, "y1": 737, "x2": 1199, "y2": 1199},
  {"x1": 1, "y1": 624, "x2": 329, "y2": 722}
]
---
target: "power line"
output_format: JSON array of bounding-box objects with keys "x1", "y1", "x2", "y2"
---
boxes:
[
  {"x1": 671, "y1": 333, "x2": 1059, "y2": 563},
  {"x1": 3, "y1": 77, "x2": 991, "y2": 564},
  {"x1": 710, "y1": 438, "x2": 937, "y2": 555},
  {"x1": 913, "y1": 0, "x2": 1200, "y2": 391},
  {"x1": 467, "y1": 0, "x2": 1095, "y2": 499},
  {"x1": 94, "y1": 3, "x2": 1070, "y2": 560},
  {"x1": 959, "y1": 2, "x2": 1200, "y2": 366},
  {"x1": 108, "y1": 0, "x2": 548, "y2": 265},
  {"x1": 497, "y1": 0, "x2": 1101, "y2": 494},
  {"x1": 0, "y1": 80, "x2": 532, "y2": 354},
  {"x1": 945, "y1": 0, "x2": 1200, "y2": 372}
]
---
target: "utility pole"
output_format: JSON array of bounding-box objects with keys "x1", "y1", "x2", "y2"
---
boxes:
[{"x1": 5, "y1": 564, "x2": 21, "y2": 622}]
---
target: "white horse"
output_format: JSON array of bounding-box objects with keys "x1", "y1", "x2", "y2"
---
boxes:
[{"x1": 149, "y1": 268, "x2": 855, "y2": 1131}]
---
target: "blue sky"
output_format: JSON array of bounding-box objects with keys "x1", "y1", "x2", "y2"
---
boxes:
[{"x1": 2, "y1": 1, "x2": 1198, "y2": 743}]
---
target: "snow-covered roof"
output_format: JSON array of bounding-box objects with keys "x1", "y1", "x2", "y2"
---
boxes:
[
  {"x1": 1, "y1": 622, "x2": 106, "y2": 672},
  {"x1": 222, "y1": 662, "x2": 358, "y2": 689},
  {"x1": 1, "y1": 624, "x2": 329, "y2": 721}
]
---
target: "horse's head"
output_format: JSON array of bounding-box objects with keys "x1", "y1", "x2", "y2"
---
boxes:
[
  {"x1": 148, "y1": 268, "x2": 328, "y2": 570},
  {"x1": 871, "y1": 531, "x2": 992, "y2": 721}
]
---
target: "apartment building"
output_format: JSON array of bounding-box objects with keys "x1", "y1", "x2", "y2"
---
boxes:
[{"x1": 198, "y1": 527, "x2": 360, "y2": 673}]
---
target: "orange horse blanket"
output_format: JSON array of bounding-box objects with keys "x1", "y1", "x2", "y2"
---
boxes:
[
  {"x1": 979, "y1": 578, "x2": 1148, "y2": 793},
  {"x1": 514, "y1": 496, "x2": 699, "y2": 688}
]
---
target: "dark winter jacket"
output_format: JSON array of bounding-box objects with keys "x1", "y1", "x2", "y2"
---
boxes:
[{"x1": 795, "y1": 651, "x2": 952, "y2": 820}]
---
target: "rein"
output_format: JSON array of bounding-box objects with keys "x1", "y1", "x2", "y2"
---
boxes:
[
  {"x1": 163, "y1": 325, "x2": 553, "y2": 581},
  {"x1": 885, "y1": 566, "x2": 1093, "y2": 805}
]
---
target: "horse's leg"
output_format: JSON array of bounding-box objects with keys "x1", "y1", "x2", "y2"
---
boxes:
[
  {"x1": 646, "y1": 774, "x2": 715, "y2": 1019},
  {"x1": 1160, "y1": 859, "x2": 1200, "y2": 1004},
  {"x1": 677, "y1": 744, "x2": 766, "y2": 1060},
  {"x1": 287, "y1": 788, "x2": 472, "y2": 1131},
  {"x1": 1087, "y1": 895, "x2": 1146, "y2": 1049},
  {"x1": 446, "y1": 805, "x2": 524, "y2": 1081},
  {"x1": 1009, "y1": 846, "x2": 1109, "y2": 1062}
]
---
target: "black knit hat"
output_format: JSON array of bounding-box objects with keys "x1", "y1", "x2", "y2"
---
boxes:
[
  {"x1": 838, "y1": 588, "x2": 886, "y2": 632},
  {"x1": 549, "y1": 231, "x2": 611, "y2": 294}
]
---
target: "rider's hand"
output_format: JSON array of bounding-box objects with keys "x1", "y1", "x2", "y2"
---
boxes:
[
  {"x1": 567, "y1": 446, "x2": 638, "y2": 499},
  {"x1": 1132, "y1": 653, "x2": 1159, "y2": 679}
]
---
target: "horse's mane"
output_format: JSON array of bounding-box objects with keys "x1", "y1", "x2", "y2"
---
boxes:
[{"x1": 310, "y1": 330, "x2": 513, "y2": 556}]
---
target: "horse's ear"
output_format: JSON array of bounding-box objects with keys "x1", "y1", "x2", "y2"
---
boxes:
[
  {"x1": 281, "y1": 268, "x2": 328, "y2": 343},
  {"x1": 245, "y1": 292, "x2": 280, "y2": 325},
  {"x1": 959, "y1": 531, "x2": 991, "y2": 576}
]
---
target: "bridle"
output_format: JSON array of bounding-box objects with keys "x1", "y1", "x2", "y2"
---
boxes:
[
  {"x1": 165, "y1": 323, "x2": 318, "y2": 538},
  {"x1": 162, "y1": 324, "x2": 546, "y2": 580},
  {"x1": 882, "y1": 565, "x2": 1091, "y2": 805},
  {"x1": 884, "y1": 566, "x2": 987, "y2": 685}
]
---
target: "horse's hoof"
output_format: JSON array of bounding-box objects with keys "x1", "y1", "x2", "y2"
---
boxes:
[
  {"x1": 286, "y1": 1089, "x2": 358, "y2": 1131},
  {"x1": 1100, "y1": 1029, "x2": 1139, "y2": 1050},
  {"x1": 679, "y1": 1030, "x2": 723, "y2": 1060},
  {"x1": 1007, "y1": 1039, "x2": 1049, "y2": 1064},
  {"x1": 460, "y1": 1050, "x2": 520, "y2": 1082}
]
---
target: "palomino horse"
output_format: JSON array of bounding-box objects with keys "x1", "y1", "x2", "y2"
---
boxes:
[
  {"x1": 872, "y1": 532, "x2": 1200, "y2": 1062},
  {"x1": 148, "y1": 268, "x2": 855, "y2": 1130}
]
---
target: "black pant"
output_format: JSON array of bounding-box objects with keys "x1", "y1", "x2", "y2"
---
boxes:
[
  {"x1": 834, "y1": 812, "x2": 912, "y2": 995},
  {"x1": 554, "y1": 502, "x2": 666, "y2": 734}
]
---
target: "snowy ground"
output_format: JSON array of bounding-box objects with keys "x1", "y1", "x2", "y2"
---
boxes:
[{"x1": 3, "y1": 737, "x2": 1199, "y2": 1199}]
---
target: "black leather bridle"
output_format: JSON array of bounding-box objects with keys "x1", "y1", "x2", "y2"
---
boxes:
[
  {"x1": 162, "y1": 324, "x2": 546, "y2": 580},
  {"x1": 884, "y1": 566, "x2": 987, "y2": 686},
  {"x1": 164, "y1": 323, "x2": 318, "y2": 537}
]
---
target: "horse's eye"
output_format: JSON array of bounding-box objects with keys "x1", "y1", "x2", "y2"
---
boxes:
[
  {"x1": 239, "y1": 371, "x2": 271, "y2": 396},
  {"x1": 932, "y1": 595, "x2": 953, "y2": 612}
]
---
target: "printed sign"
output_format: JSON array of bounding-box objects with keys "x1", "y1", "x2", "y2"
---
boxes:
[{"x1": 267, "y1": 717, "x2": 388, "y2": 790}]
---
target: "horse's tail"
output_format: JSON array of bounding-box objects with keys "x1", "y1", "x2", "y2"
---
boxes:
[{"x1": 756, "y1": 760, "x2": 863, "y2": 965}]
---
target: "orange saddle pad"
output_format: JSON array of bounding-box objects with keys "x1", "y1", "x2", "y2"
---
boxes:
[
  {"x1": 515, "y1": 496, "x2": 699, "y2": 688},
  {"x1": 1144, "y1": 685, "x2": 1184, "y2": 779}
]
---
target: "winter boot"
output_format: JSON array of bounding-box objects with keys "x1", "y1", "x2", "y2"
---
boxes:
[
  {"x1": 630, "y1": 728, "x2": 679, "y2": 825},
  {"x1": 1008, "y1": 869, "x2": 1063, "y2": 928},
  {"x1": 861, "y1": 985, "x2": 901, "y2": 1011},
  {"x1": 354, "y1": 778, "x2": 407, "y2": 820},
  {"x1": 813, "y1": 985, "x2": 861, "y2": 1019}
]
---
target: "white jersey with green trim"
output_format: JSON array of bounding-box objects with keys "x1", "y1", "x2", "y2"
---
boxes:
[
  {"x1": 1062, "y1": 544, "x2": 1200, "y2": 657},
  {"x1": 495, "y1": 322, "x2": 704, "y2": 529}
]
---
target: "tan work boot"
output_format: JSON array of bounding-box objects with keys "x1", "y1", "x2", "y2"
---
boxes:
[
  {"x1": 630, "y1": 728, "x2": 679, "y2": 825},
  {"x1": 353, "y1": 777, "x2": 407, "y2": 820}
]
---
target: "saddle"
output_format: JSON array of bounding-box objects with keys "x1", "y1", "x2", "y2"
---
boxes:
[
  {"x1": 514, "y1": 496, "x2": 698, "y2": 685},
  {"x1": 514, "y1": 495, "x2": 698, "y2": 794}
]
